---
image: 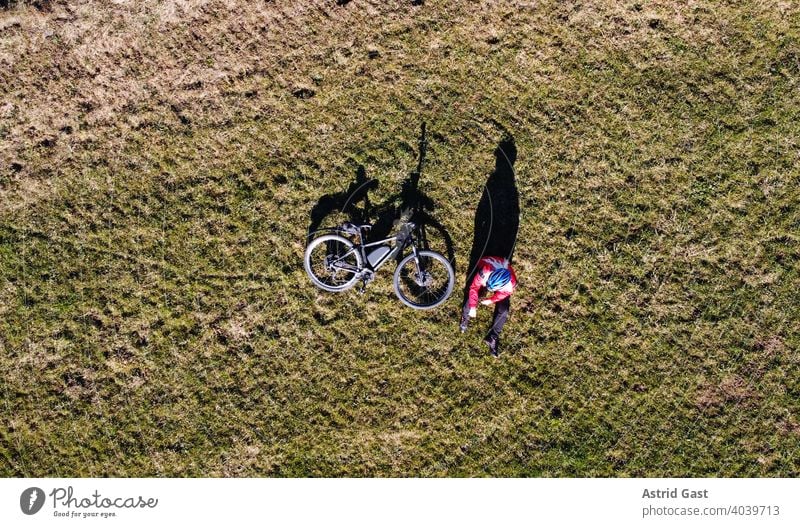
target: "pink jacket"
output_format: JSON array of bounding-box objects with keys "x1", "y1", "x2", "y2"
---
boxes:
[{"x1": 467, "y1": 256, "x2": 517, "y2": 309}]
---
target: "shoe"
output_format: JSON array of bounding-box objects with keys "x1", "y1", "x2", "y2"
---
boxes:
[
  {"x1": 484, "y1": 335, "x2": 499, "y2": 357},
  {"x1": 459, "y1": 317, "x2": 469, "y2": 333}
]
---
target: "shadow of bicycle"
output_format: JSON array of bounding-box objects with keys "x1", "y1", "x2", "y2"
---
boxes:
[{"x1": 306, "y1": 122, "x2": 455, "y2": 267}]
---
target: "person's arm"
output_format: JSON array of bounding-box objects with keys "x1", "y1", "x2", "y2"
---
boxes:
[
  {"x1": 467, "y1": 271, "x2": 484, "y2": 313},
  {"x1": 486, "y1": 288, "x2": 511, "y2": 304}
]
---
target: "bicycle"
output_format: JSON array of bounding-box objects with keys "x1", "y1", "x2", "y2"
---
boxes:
[{"x1": 304, "y1": 219, "x2": 455, "y2": 309}]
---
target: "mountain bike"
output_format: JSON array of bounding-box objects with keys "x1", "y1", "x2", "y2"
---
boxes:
[{"x1": 304, "y1": 220, "x2": 454, "y2": 309}]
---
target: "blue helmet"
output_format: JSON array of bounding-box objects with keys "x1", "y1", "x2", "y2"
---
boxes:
[{"x1": 486, "y1": 268, "x2": 511, "y2": 291}]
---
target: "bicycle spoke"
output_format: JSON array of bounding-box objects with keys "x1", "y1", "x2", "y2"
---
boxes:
[
  {"x1": 308, "y1": 239, "x2": 360, "y2": 288},
  {"x1": 396, "y1": 254, "x2": 452, "y2": 307}
]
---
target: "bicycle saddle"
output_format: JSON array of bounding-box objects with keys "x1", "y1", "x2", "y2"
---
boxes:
[{"x1": 340, "y1": 222, "x2": 372, "y2": 235}]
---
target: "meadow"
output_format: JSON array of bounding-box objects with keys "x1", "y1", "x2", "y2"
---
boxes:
[{"x1": 1, "y1": 0, "x2": 799, "y2": 476}]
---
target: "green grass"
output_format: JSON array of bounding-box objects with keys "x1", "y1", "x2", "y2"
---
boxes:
[{"x1": 1, "y1": 0, "x2": 799, "y2": 476}]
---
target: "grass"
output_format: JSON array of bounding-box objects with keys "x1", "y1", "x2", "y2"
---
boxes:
[{"x1": 1, "y1": 0, "x2": 799, "y2": 476}]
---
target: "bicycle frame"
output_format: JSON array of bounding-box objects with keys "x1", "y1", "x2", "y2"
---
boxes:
[
  {"x1": 328, "y1": 226, "x2": 418, "y2": 278},
  {"x1": 356, "y1": 237, "x2": 404, "y2": 271}
]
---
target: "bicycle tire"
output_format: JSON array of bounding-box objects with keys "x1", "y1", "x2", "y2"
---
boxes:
[
  {"x1": 304, "y1": 234, "x2": 363, "y2": 292},
  {"x1": 393, "y1": 250, "x2": 454, "y2": 309}
]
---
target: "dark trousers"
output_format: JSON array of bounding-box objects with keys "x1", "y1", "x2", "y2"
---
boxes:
[{"x1": 463, "y1": 297, "x2": 510, "y2": 339}]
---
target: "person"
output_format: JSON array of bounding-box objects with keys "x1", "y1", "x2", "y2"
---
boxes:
[{"x1": 460, "y1": 256, "x2": 517, "y2": 356}]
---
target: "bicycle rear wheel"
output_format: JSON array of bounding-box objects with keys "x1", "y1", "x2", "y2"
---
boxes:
[
  {"x1": 304, "y1": 234, "x2": 363, "y2": 292},
  {"x1": 393, "y1": 250, "x2": 454, "y2": 309}
]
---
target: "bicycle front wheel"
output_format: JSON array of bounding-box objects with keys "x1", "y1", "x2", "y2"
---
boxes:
[
  {"x1": 393, "y1": 250, "x2": 454, "y2": 309},
  {"x1": 304, "y1": 234, "x2": 363, "y2": 292}
]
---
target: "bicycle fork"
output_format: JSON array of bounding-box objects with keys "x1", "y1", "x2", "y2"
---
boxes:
[{"x1": 409, "y1": 245, "x2": 428, "y2": 287}]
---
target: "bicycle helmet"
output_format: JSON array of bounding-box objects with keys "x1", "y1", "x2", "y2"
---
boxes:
[{"x1": 486, "y1": 268, "x2": 511, "y2": 291}]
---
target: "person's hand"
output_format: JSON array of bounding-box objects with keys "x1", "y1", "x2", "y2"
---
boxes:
[
  {"x1": 468, "y1": 307, "x2": 477, "y2": 318},
  {"x1": 480, "y1": 299, "x2": 493, "y2": 306}
]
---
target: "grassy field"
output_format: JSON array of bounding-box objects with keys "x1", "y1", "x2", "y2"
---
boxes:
[{"x1": 1, "y1": 0, "x2": 799, "y2": 476}]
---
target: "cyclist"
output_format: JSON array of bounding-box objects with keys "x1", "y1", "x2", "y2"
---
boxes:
[{"x1": 460, "y1": 256, "x2": 517, "y2": 356}]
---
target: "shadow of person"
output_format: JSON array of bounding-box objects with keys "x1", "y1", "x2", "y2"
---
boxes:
[
  {"x1": 307, "y1": 165, "x2": 379, "y2": 237},
  {"x1": 463, "y1": 133, "x2": 520, "y2": 303}
]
